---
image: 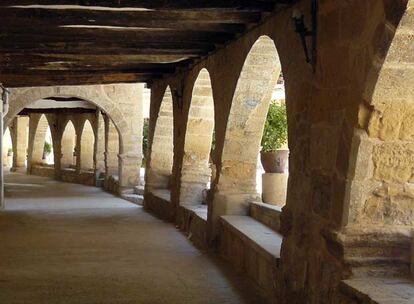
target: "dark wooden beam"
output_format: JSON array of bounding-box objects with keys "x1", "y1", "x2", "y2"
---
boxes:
[
  {"x1": 0, "y1": 71, "x2": 160, "y2": 87},
  {"x1": 0, "y1": 41, "x2": 215, "y2": 53},
  {"x1": 0, "y1": 8, "x2": 262, "y2": 29},
  {"x1": 0, "y1": 8, "x2": 248, "y2": 33},
  {"x1": 0, "y1": 54, "x2": 196, "y2": 67},
  {"x1": 0, "y1": 0, "x2": 281, "y2": 11},
  {"x1": 0, "y1": 46, "x2": 211, "y2": 57},
  {"x1": 19, "y1": 108, "x2": 97, "y2": 115},
  {"x1": 1, "y1": 27, "x2": 236, "y2": 45}
]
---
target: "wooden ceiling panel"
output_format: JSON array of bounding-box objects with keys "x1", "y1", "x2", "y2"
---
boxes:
[{"x1": 0, "y1": 1, "x2": 294, "y2": 87}]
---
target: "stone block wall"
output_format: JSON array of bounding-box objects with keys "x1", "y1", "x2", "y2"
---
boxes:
[{"x1": 145, "y1": 0, "x2": 413, "y2": 303}]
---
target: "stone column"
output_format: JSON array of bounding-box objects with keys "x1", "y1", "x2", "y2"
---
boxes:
[
  {"x1": 10, "y1": 116, "x2": 29, "y2": 172},
  {"x1": 118, "y1": 152, "x2": 141, "y2": 192},
  {"x1": 94, "y1": 110, "x2": 105, "y2": 175},
  {"x1": 117, "y1": 84, "x2": 143, "y2": 192},
  {"x1": 27, "y1": 114, "x2": 48, "y2": 173},
  {"x1": 104, "y1": 115, "x2": 119, "y2": 180}
]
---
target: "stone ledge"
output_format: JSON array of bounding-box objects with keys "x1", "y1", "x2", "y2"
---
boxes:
[
  {"x1": 144, "y1": 190, "x2": 174, "y2": 222},
  {"x1": 177, "y1": 205, "x2": 208, "y2": 249},
  {"x1": 340, "y1": 277, "x2": 414, "y2": 304},
  {"x1": 221, "y1": 215, "x2": 282, "y2": 263},
  {"x1": 151, "y1": 189, "x2": 171, "y2": 202},
  {"x1": 249, "y1": 201, "x2": 282, "y2": 232},
  {"x1": 182, "y1": 204, "x2": 208, "y2": 221}
]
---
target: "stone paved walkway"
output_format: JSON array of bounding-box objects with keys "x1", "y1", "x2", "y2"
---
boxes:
[{"x1": 0, "y1": 172, "x2": 265, "y2": 304}]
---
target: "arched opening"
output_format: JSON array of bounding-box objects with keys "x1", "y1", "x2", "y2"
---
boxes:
[
  {"x1": 147, "y1": 86, "x2": 174, "y2": 193},
  {"x1": 80, "y1": 119, "x2": 95, "y2": 171},
  {"x1": 2, "y1": 128, "x2": 13, "y2": 170},
  {"x1": 180, "y1": 69, "x2": 215, "y2": 206},
  {"x1": 61, "y1": 120, "x2": 76, "y2": 169},
  {"x1": 217, "y1": 36, "x2": 286, "y2": 207},
  {"x1": 30, "y1": 114, "x2": 51, "y2": 168},
  {"x1": 141, "y1": 86, "x2": 151, "y2": 187},
  {"x1": 44, "y1": 126, "x2": 54, "y2": 165}
]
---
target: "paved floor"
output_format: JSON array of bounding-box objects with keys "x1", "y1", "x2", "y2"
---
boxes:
[{"x1": 0, "y1": 172, "x2": 265, "y2": 304}]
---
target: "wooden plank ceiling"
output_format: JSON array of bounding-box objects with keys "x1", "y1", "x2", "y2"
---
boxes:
[{"x1": 0, "y1": 1, "x2": 292, "y2": 87}]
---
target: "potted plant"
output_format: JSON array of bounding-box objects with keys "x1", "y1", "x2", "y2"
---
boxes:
[
  {"x1": 260, "y1": 103, "x2": 288, "y2": 173},
  {"x1": 43, "y1": 142, "x2": 52, "y2": 162}
]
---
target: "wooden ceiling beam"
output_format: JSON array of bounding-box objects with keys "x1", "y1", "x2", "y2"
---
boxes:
[
  {"x1": 19, "y1": 108, "x2": 97, "y2": 115},
  {"x1": 0, "y1": 54, "x2": 196, "y2": 66},
  {"x1": 0, "y1": 47, "x2": 211, "y2": 56},
  {"x1": 0, "y1": 9, "x2": 248, "y2": 33},
  {"x1": 1, "y1": 64, "x2": 177, "y2": 73},
  {"x1": 1, "y1": 27, "x2": 235, "y2": 44},
  {"x1": 0, "y1": 72, "x2": 160, "y2": 87},
  {"x1": 0, "y1": 8, "x2": 262, "y2": 28},
  {"x1": 0, "y1": 0, "x2": 280, "y2": 11}
]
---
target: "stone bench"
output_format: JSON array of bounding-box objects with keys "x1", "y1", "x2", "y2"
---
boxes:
[
  {"x1": 144, "y1": 189, "x2": 174, "y2": 221},
  {"x1": 177, "y1": 204, "x2": 208, "y2": 248},
  {"x1": 249, "y1": 201, "x2": 282, "y2": 232},
  {"x1": 220, "y1": 215, "x2": 283, "y2": 302},
  {"x1": 340, "y1": 277, "x2": 414, "y2": 304}
]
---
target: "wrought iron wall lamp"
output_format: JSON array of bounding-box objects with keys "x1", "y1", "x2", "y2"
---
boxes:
[{"x1": 292, "y1": 0, "x2": 318, "y2": 72}]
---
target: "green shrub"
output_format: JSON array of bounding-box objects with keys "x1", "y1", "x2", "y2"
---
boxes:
[
  {"x1": 261, "y1": 103, "x2": 288, "y2": 152},
  {"x1": 43, "y1": 142, "x2": 52, "y2": 155}
]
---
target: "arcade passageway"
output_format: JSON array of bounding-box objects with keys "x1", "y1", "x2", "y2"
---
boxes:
[
  {"x1": 0, "y1": 172, "x2": 264, "y2": 304},
  {"x1": 0, "y1": 1, "x2": 413, "y2": 303}
]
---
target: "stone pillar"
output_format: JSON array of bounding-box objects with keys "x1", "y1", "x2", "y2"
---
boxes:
[
  {"x1": 94, "y1": 110, "x2": 105, "y2": 175},
  {"x1": 27, "y1": 114, "x2": 48, "y2": 173},
  {"x1": 108, "y1": 83, "x2": 144, "y2": 193},
  {"x1": 10, "y1": 116, "x2": 29, "y2": 171},
  {"x1": 104, "y1": 115, "x2": 119, "y2": 180},
  {"x1": 118, "y1": 152, "x2": 141, "y2": 192}
]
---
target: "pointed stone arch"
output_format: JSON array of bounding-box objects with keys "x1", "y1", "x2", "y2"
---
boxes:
[
  {"x1": 80, "y1": 119, "x2": 95, "y2": 171},
  {"x1": 216, "y1": 36, "x2": 282, "y2": 201},
  {"x1": 180, "y1": 69, "x2": 215, "y2": 206},
  {"x1": 61, "y1": 120, "x2": 76, "y2": 168},
  {"x1": 27, "y1": 114, "x2": 50, "y2": 172},
  {"x1": 147, "y1": 86, "x2": 174, "y2": 191}
]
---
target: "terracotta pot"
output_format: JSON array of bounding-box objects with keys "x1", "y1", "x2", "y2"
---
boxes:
[{"x1": 260, "y1": 149, "x2": 289, "y2": 173}]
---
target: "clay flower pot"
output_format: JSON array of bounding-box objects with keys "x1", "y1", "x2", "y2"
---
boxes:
[{"x1": 260, "y1": 149, "x2": 289, "y2": 173}]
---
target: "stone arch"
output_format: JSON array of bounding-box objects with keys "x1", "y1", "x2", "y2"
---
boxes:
[
  {"x1": 5, "y1": 86, "x2": 126, "y2": 154},
  {"x1": 80, "y1": 119, "x2": 95, "y2": 171},
  {"x1": 217, "y1": 35, "x2": 282, "y2": 197},
  {"x1": 147, "y1": 86, "x2": 174, "y2": 190},
  {"x1": 2, "y1": 127, "x2": 13, "y2": 168},
  {"x1": 61, "y1": 120, "x2": 76, "y2": 168},
  {"x1": 29, "y1": 114, "x2": 49, "y2": 169},
  {"x1": 345, "y1": 1, "x2": 414, "y2": 228},
  {"x1": 180, "y1": 69, "x2": 215, "y2": 206}
]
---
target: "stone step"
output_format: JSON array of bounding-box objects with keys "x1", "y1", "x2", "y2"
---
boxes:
[
  {"x1": 121, "y1": 194, "x2": 143, "y2": 206},
  {"x1": 134, "y1": 185, "x2": 145, "y2": 195},
  {"x1": 327, "y1": 228, "x2": 412, "y2": 277}
]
